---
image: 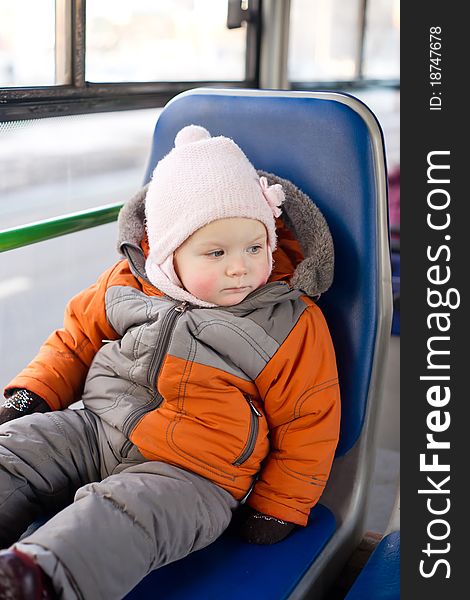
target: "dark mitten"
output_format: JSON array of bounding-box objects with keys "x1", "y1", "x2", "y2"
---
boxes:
[
  {"x1": 238, "y1": 505, "x2": 296, "y2": 545},
  {"x1": 0, "y1": 389, "x2": 50, "y2": 426}
]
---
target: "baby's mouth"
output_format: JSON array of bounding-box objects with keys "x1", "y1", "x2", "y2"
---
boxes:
[{"x1": 223, "y1": 286, "x2": 250, "y2": 292}]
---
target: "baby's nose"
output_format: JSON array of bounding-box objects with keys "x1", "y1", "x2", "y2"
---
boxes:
[{"x1": 226, "y1": 257, "x2": 248, "y2": 277}]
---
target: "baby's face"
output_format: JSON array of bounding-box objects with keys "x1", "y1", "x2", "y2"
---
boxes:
[{"x1": 174, "y1": 218, "x2": 271, "y2": 306}]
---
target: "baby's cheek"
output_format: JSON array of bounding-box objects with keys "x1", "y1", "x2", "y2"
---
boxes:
[
  {"x1": 187, "y1": 272, "x2": 218, "y2": 299},
  {"x1": 258, "y1": 261, "x2": 272, "y2": 286}
]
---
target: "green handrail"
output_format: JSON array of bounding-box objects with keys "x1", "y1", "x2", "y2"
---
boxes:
[{"x1": 0, "y1": 203, "x2": 123, "y2": 253}]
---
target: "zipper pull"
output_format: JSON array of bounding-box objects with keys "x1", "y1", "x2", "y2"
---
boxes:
[
  {"x1": 247, "y1": 396, "x2": 262, "y2": 417},
  {"x1": 174, "y1": 301, "x2": 188, "y2": 313}
]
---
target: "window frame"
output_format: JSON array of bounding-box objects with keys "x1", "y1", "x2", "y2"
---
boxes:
[{"x1": 0, "y1": 0, "x2": 262, "y2": 123}]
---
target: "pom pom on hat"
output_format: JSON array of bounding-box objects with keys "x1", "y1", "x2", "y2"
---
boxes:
[{"x1": 174, "y1": 124, "x2": 211, "y2": 147}]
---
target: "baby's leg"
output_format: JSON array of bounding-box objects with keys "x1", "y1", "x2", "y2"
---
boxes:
[
  {"x1": 17, "y1": 461, "x2": 238, "y2": 600},
  {"x1": 0, "y1": 410, "x2": 102, "y2": 547}
]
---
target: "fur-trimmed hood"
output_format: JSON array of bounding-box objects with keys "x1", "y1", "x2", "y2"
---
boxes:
[{"x1": 117, "y1": 171, "x2": 334, "y2": 297}]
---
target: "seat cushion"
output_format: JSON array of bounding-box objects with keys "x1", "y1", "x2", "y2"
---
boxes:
[
  {"x1": 125, "y1": 503, "x2": 335, "y2": 600},
  {"x1": 345, "y1": 531, "x2": 400, "y2": 600}
]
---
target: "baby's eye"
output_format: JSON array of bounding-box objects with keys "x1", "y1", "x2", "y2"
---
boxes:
[
  {"x1": 247, "y1": 245, "x2": 262, "y2": 254},
  {"x1": 207, "y1": 250, "x2": 224, "y2": 258}
]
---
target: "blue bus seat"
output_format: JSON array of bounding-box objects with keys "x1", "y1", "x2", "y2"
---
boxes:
[
  {"x1": 125, "y1": 88, "x2": 392, "y2": 599},
  {"x1": 127, "y1": 505, "x2": 335, "y2": 600},
  {"x1": 344, "y1": 531, "x2": 400, "y2": 600}
]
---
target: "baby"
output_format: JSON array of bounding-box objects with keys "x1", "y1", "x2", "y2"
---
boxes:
[{"x1": 0, "y1": 125, "x2": 340, "y2": 599}]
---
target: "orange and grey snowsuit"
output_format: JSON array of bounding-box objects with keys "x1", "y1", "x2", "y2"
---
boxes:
[{"x1": 1, "y1": 172, "x2": 340, "y2": 599}]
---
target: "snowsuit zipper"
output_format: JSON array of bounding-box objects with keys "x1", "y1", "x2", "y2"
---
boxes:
[
  {"x1": 121, "y1": 301, "x2": 189, "y2": 446},
  {"x1": 232, "y1": 395, "x2": 262, "y2": 466}
]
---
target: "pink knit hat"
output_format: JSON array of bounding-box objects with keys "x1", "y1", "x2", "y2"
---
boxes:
[{"x1": 144, "y1": 125, "x2": 285, "y2": 306}]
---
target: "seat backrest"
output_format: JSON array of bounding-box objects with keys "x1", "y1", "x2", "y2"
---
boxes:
[{"x1": 143, "y1": 88, "x2": 392, "y2": 457}]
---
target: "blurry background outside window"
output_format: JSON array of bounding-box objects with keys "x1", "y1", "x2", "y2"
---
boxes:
[
  {"x1": 363, "y1": 0, "x2": 400, "y2": 78},
  {"x1": 1, "y1": 0, "x2": 399, "y2": 87},
  {"x1": 289, "y1": 0, "x2": 362, "y2": 81},
  {"x1": 0, "y1": 0, "x2": 56, "y2": 86},
  {"x1": 0, "y1": 0, "x2": 246, "y2": 87},
  {"x1": 0, "y1": 110, "x2": 158, "y2": 229},
  {"x1": 289, "y1": 0, "x2": 399, "y2": 81},
  {"x1": 86, "y1": 0, "x2": 246, "y2": 82}
]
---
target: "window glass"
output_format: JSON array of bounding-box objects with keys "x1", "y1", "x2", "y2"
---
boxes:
[
  {"x1": 288, "y1": 0, "x2": 362, "y2": 81},
  {"x1": 0, "y1": 0, "x2": 56, "y2": 86},
  {"x1": 363, "y1": 0, "x2": 400, "y2": 79},
  {"x1": 0, "y1": 109, "x2": 158, "y2": 229},
  {"x1": 86, "y1": 0, "x2": 246, "y2": 82}
]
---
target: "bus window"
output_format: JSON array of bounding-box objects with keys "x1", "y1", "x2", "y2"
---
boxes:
[
  {"x1": 288, "y1": 0, "x2": 399, "y2": 82},
  {"x1": 288, "y1": 0, "x2": 363, "y2": 81},
  {"x1": 86, "y1": 0, "x2": 247, "y2": 82},
  {"x1": 363, "y1": 0, "x2": 400, "y2": 79},
  {"x1": 0, "y1": 109, "x2": 158, "y2": 229},
  {"x1": 0, "y1": 0, "x2": 56, "y2": 87}
]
